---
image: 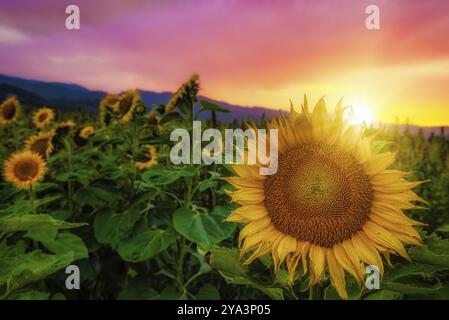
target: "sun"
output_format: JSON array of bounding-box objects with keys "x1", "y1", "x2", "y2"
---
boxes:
[{"x1": 348, "y1": 101, "x2": 375, "y2": 125}]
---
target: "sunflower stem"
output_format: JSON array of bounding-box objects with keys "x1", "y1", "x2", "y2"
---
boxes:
[
  {"x1": 64, "y1": 138, "x2": 74, "y2": 217},
  {"x1": 29, "y1": 185, "x2": 36, "y2": 215},
  {"x1": 308, "y1": 284, "x2": 323, "y2": 300}
]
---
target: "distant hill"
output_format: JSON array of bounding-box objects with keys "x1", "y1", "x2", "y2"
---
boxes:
[{"x1": 0, "y1": 73, "x2": 279, "y2": 121}]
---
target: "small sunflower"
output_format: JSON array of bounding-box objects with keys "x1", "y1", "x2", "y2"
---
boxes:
[
  {"x1": 114, "y1": 90, "x2": 140, "y2": 124},
  {"x1": 55, "y1": 120, "x2": 76, "y2": 138},
  {"x1": 25, "y1": 131, "x2": 55, "y2": 160},
  {"x1": 135, "y1": 145, "x2": 158, "y2": 170},
  {"x1": 99, "y1": 94, "x2": 120, "y2": 125},
  {"x1": 79, "y1": 126, "x2": 95, "y2": 139},
  {"x1": 3, "y1": 151, "x2": 47, "y2": 190},
  {"x1": 147, "y1": 110, "x2": 161, "y2": 126},
  {"x1": 33, "y1": 107, "x2": 55, "y2": 129},
  {"x1": 165, "y1": 74, "x2": 199, "y2": 113},
  {"x1": 226, "y1": 97, "x2": 426, "y2": 299},
  {"x1": 0, "y1": 96, "x2": 20, "y2": 125}
]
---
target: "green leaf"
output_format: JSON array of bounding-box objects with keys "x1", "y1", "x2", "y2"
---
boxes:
[
  {"x1": 364, "y1": 290, "x2": 402, "y2": 300},
  {"x1": 197, "y1": 179, "x2": 218, "y2": 192},
  {"x1": 0, "y1": 250, "x2": 74, "y2": 296},
  {"x1": 0, "y1": 195, "x2": 62, "y2": 218},
  {"x1": 118, "y1": 279, "x2": 159, "y2": 300},
  {"x1": 141, "y1": 166, "x2": 199, "y2": 186},
  {"x1": 199, "y1": 100, "x2": 230, "y2": 113},
  {"x1": 73, "y1": 185, "x2": 119, "y2": 207},
  {"x1": 93, "y1": 207, "x2": 142, "y2": 246},
  {"x1": 371, "y1": 140, "x2": 392, "y2": 154},
  {"x1": 117, "y1": 228, "x2": 178, "y2": 262},
  {"x1": 196, "y1": 284, "x2": 220, "y2": 300},
  {"x1": 0, "y1": 214, "x2": 86, "y2": 233},
  {"x1": 172, "y1": 206, "x2": 235, "y2": 247},
  {"x1": 408, "y1": 233, "x2": 449, "y2": 267},
  {"x1": 436, "y1": 224, "x2": 449, "y2": 233},
  {"x1": 383, "y1": 278, "x2": 443, "y2": 295},
  {"x1": 7, "y1": 290, "x2": 50, "y2": 300},
  {"x1": 55, "y1": 167, "x2": 97, "y2": 182},
  {"x1": 385, "y1": 262, "x2": 448, "y2": 281},
  {"x1": 25, "y1": 227, "x2": 58, "y2": 242},
  {"x1": 41, "y1": 232, "x2": 89, "y2": 261},
  {"x1": 208, "y1": 247, "x2": 283, "y2": 300}
]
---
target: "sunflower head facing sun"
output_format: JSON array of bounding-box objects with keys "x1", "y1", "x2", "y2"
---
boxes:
[
  {"x1": 25, "y1": 131, "x2": 55, "y2": 160},
  {"x1": 3, "y1": 151, "x2": 47, "y2": 190},
  {"x1": 226, "y1": 96, "x2": 426, "y2": 299},
  {"x1": 136, "y1": 145, "x2": 158, "y2": 170},
  {"x1": 114, "y1": 89, "x2": 141, "y2": 124},
  {"x1": 0, "y1": 96, "x2": 20, "y2": 125},
  {"x1": 33, "y1": 107, "x2": 55, "y2": 129}
]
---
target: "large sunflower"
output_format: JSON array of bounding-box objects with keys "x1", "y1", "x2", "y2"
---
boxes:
[
  {"x1": 0, "y1": 96, "x2": 20, "y2": 125},
  {"x1": 25, "y1": 131, "x2": 55, "y2": 160},
  {"x1": 226, "y1": 97, "x2": 426, "y2": 299},
  {"x1": 114, "y1": 90, "x2": 140, "y2": 124},
  {"x1": 3, "y1": 151, "x2": 47, "y2": 190},
  {"x1": 33, "y1": 107, "x2": 55, "y2": 129},
  {"x1": 136, "y1": 145, "x2": 158, "y2": 170}
]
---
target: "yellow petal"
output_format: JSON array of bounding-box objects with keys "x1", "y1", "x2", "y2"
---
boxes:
[
  {"x1": 308, "y1": 245, "x2": 326, "y2": 286},
  {"x1": 326, "y1": 249, "x2": 348, "y2": 300},
  {"x1": 362, "y1": 221, "x2": 410, "y2": 260},
  {"x1": 226, "y1": 177, "x2": 264, "y2": 189},
  {"x1": 333, "y1": 244, "x2": 362, "y2": 284},
  {"x1": 239, "y1": 217, "x2": 273, "y2": 240},
  {"x1": 364, "y1": 152, "x2": 396, "y2": 175},
  {"x1": 273, "y1": 235, "x2": 297, "y2": 273},
  {"x1": 227, "y1": 205, "x2": 269, "y2": 222},
  {"x1": 351, "y1": 234, "x2": 384, "y2": 275},
  {"x1": 227, "y1": 188, "x2": 265, "y2": 205}
]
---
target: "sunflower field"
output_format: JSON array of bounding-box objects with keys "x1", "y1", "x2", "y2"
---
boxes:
[{"x1": 1, "y1": 75, "x2": 449, "y2": 301}]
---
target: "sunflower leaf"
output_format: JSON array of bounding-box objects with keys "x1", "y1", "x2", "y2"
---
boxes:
[
  {"x1": 172, "y1": 206, "x2": 235, "y2": 248},
  {"x1": 117, "y1": 227, "x2": 178, "y2": 262},
  {"x1": 0, "y1": 214, "x2": 86, "y2": 233}
]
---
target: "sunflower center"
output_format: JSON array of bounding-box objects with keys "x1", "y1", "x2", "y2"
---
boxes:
[
  {"x1": 2, "y1": 103, "x2": 16, "y2": 120},
  {"x1": 118, "y1": 96, "x2": 133, "y2": 115},
  {"x1": 38, "y1": 113, "x2": 48, "y2": 122},
  {"x1": 31, "y1": 138, "x2": 50, "y2": 157},
  {"x1": 264, "y1": 143, "x2": 373, "y2": 247},
  {"x1": 14, "y1": 160, "x2": 39, "y2": 181}
]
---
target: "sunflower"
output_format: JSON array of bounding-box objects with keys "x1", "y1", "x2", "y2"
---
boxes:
[
  {"x1": 99, "y1": 94, "x2": 120, "y2": 125},
  {"x1": 0, "y1": 96, "x2": 20, "y2": 125},
  {"x1": 3, "y1": 151, "x2": 47, "y2": 190},
  {"x1": 135, "y1": 145, "x2": 158, "y2": 170},
  {"x1": 25, "y1": 131, "x2": 55, "y2": 160},
  {"x1": 165, "y1": 74, "x2": 199, "y2": 113},
  {"x1": 226, "y1": 97, "x2": 426, "y2": 299},
  {"x1": 55, "y1": 120, "x2": 76, "y2": 138},
  {"x1": 33, "y1": 107, "x2": 55, "y2": 129},
  {"x1": 79, "y1": 126, "x2": 95, "y2": 139},
  {"x1": 114, "y1": 90, "x2": 140, "y2": 124}
]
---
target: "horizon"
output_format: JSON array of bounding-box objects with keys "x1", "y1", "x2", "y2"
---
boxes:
[
  {"x1": 3, "y1": 71, "x2": 449, "y2": 129},
  {"x1": 1, "y1": 1, "x2": 449, "y2": 125}
]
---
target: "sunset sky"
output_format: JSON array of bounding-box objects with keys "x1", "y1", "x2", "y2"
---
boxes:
[{"x1": 0, "y1": 0, "x2": 448, "y2": 125}]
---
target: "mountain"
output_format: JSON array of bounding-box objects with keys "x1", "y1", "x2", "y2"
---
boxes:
[{"x1": 0, "y1": 73, "x2": 278, "y2": 121}]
